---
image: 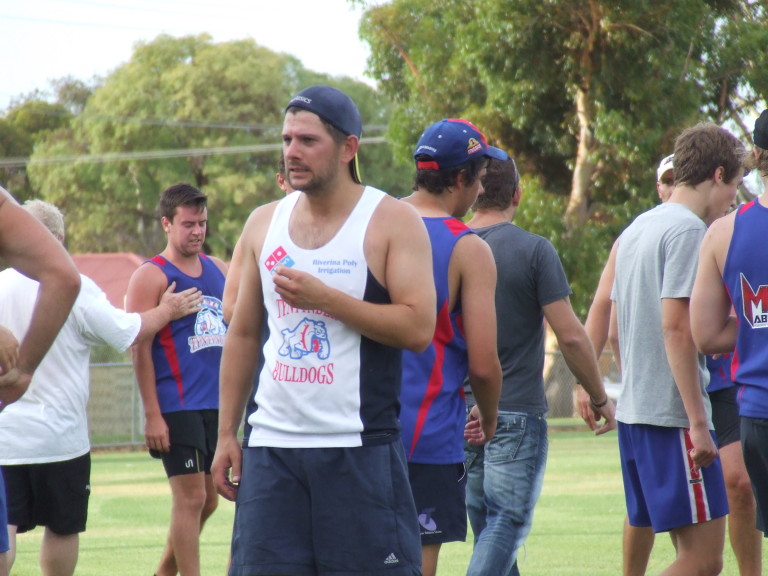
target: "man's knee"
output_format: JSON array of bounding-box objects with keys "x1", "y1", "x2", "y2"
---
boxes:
[
  {"x1": 678, "y1": 548, "x2": 723, "y2": 576},
  {"x1": 724, "y1": 469, "x2": 755, "y2": 512},
  {"x1": 697, "y1": 554, "x2": 723, "y2": 576},
  {"x1": 202, "y1": 489, "x2": 218, "y2": 519},
  {"x1": 171, "y1": 479, "x2": 208, "y2": 512}
]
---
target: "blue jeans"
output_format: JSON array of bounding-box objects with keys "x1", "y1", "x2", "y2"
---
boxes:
[{"x1": 464, "y1": 411, "x2": 548, "y2": 576}]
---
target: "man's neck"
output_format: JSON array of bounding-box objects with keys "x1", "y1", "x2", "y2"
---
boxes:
[
  {"x1": 668, "y1": 184, "x2": 712, "y2": 223},
  {"x1": 160, "y1": 247, "x2": 202, "y2": 275},
  {"x1": 401, "y1": 188, "x2": 453, "y2": 218},
  {"x1": 290, "y1": 182, "x2": 365, "y2": 250},
  {"x1": 467, "y1": 207, "x2": 514, "y2": 229},
  {"x1": 760, "y1": 178, "x2": 768, "y2": 208}
]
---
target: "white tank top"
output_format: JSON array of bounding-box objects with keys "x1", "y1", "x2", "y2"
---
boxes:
[{"x1": 249, "y1": 186, "x2": 386, "y2": 448}]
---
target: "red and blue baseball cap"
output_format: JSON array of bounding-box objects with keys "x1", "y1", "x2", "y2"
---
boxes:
[
  {"x1": 414, "y1": 119, "x2": 509, "y2": 170},
  {"x1": 286, "y1": 85, "x2": 363, "y2": 183}
]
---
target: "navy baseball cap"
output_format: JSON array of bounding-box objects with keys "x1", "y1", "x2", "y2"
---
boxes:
[
  {"x1": 754, "y1": 109, "x2": 768, "y2": 150},
  {"x1": 414, "y1": 119, "x2": 509, "y2": 170},
  {"x1": 286, "y1": 85, "x2": 363, "y2": 183}
]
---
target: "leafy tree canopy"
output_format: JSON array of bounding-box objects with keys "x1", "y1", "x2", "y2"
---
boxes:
[
  {"x1": 22, "y1": 34, "x2": 411, "y2": 258},
  {"x1": 358, "y1": 0, "x2": 768, "y2": 315}
]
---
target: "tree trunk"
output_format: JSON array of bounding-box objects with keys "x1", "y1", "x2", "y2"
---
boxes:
[{"x1": 564, "y1": 86, "x2": 597, "y2": 231}]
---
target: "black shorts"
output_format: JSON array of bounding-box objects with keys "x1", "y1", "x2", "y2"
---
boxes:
[
  {"x1": 150, "y1": 409, "x2": 218, "y2": 477},
  {"x1": 710, "y1": 386, "x2": 740, "y2": 448},
  {"x1": 408, "y1": 461, "x2": 467, "y2": 545},
  {"x1": 2, "y1": 453, "x2": 91, "y2": 535},
  {"x1": 740, "y1": 416, "x2": 768, "y2": 535}
]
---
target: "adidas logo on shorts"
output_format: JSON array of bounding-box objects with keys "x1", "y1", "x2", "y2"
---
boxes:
[{"x1": 384, "y1": 553, "x2": 399, "y2": 565}]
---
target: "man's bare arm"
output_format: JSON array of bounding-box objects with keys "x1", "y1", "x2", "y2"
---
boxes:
[
  {"x1": 690, "y1": 216, "x2": 737, "y2": 355},
  {"x1": 662, "y1": 297, "x2": 717, "y2": 471},
  {"x1": 545, "y1": 298, "x2": 616, "y2": 434},
  {"x1": 576, "y1": 241, "x2": 617, "y2": 427},
  {"x1": 212, "y1": 208, "x2": 268, "y2": 501},
  {"x1": 457, "y1": 235, "x2": 501, "y2": 443},
  {"x1": 132, "y1": 282, "x2": 203, "y2": 345},
  {"x1": 222, "y1": 238, "x2": 244, "y2": 324},
  {"x1": 125, "y1": 263, "x2": 170, "y2": 452},
  {"x1": 0, "y1": 189, "x2": 80, "y2": 400},
  {"x1": 584, "y1": 240, "x2": 618, "y2": 355},
  {"x1": 0, "y1": 326, "x2": 19, "y2": 374}
]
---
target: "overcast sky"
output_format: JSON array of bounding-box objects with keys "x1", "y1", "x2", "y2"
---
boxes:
[{"x1": 0, "y1": 0, "x2": 373, "y2": 110}]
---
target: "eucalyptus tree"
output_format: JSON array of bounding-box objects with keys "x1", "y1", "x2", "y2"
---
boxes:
[
  {"x1": 358, "y1": 0, "x2": 768, "y2": 314},
  {"x1": 28, "y1": 34, "x2": 410, "y2": 257}
]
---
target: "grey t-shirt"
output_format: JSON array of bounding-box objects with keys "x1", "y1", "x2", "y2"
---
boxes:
[
  {"x1": 469, "y1": 222, "x2": 571, "y2": 413},
  {"x1": 612, "y1": 202, "x2": 712, "y2": 428}
]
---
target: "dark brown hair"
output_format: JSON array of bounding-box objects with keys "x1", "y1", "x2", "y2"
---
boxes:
[
  {"x1": 159, "y1": 183, "x2": 207, "y2": 221},
  {"x1": 474, "y1": 158, "x2": 519, "y2": 211}
]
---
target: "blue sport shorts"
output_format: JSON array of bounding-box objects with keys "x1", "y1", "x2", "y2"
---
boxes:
[
  {"x1": 619, "y1": 422, "x2": 728, "y2": 533},
  {"x1": 229, "y1": 442, "x2": 421, "y2": 576}
]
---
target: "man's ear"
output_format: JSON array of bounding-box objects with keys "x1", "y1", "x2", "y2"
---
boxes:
[
  {"x1": 341, "y1": 134, "x2": 360, "y2": 164},
  {"x1": 455, "y1": 168, "x2": 471, "y2": 190},
  {"x1": 512, "y1": 186, "x2": 522, "y2": 207}
]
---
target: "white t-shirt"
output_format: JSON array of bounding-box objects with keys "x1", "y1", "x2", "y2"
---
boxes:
[{"x1": 0, "y1": 271, "x2": 141, "y2": 464}]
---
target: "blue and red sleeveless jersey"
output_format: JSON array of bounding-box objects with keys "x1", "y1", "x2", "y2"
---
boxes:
[
  {"x1": 400, "y1": 217, "x2": 472, "y2": 464},
  {"x1": 149, "y1": 254, "x2": 226, "y2": 413},
  {"x1": 722, "y1": 200, "x2": 768, "y2": 418},
  {"x1": 705, "y1": 353, "x2": 732, "y2": 394}
]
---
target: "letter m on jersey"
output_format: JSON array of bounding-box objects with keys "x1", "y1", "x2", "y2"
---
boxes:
[{"x1": 741, "y1": 273, "x2": 768, "y2": 328}]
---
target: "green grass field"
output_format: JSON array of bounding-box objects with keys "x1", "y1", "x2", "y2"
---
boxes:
[{"x1": 11, "y1": 429, "x2": 760, "y2": 575}]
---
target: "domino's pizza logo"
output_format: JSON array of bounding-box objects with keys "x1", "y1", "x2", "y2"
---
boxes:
[{"x1": 264, "y1": 245, "x2": 295, "y2": 275}]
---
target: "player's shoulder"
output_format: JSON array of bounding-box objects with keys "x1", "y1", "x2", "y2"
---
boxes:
[
  {"x1": 454, "y1": 231, "x2": 495, "y2": 273},
  {"x1": 127, "y1": 258, "x2": 167, "y2": 294},
  {"x1": 243, "y1": 198, "x2": 282, "y2": 231},
  {"x1": 235, "y1": 198, "x2": 283, "y2": 260},
  {"x1": 706, "y1": 209, "x2": 736, "y2": 239},
  {"x1": 370, "y1": 192, "x2": 425, "y2": 238},
  {"x1": 204, "y1": 255, "x2": 228, "y2": 276}
]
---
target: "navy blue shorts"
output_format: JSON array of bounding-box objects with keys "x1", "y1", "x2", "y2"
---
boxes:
[
  {"x1": 408, "y1": 461, "x2": 467, "y2": 545},
  {"x1": 229, "y1": 443, "x2": 421, "y2": 576},
  {"x1": 2, "y1": 453, "x2": 91, "y2": 535},
  {"x1": 618, "y1": 423, "x2": 728, "y2": 533}
]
